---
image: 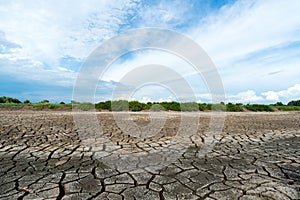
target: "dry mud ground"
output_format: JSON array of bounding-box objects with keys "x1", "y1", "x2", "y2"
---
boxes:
[{"x1": 0, "y1": 111, "x2": 299, "y2": 200}]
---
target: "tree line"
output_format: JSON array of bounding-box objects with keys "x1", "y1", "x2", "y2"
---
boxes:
[{"x1": 1, "y1": 96, "x2": 300, "y2": 112}]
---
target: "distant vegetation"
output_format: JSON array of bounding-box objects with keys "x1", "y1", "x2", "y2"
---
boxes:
[
  {"x1": 287, "y1": 100, "x2": 300, "y2": 106},
  {"x1": 0, "y1": 96, "x2": 300, "y2": 112},
  {"x1": 0, "y1": 96, "x2": 21, "y2": 104},
  {"x1": 244, "y1": 104, "x2": 274, "y2": 112}
]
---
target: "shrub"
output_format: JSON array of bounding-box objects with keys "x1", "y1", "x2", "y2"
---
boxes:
[
  {"x1": 274, "y1": 102, "x2": 284, "y2": 106},
  {"x1": 245, "y1": 104, "x2": 274, "y2": 112},
  {"x1": 48, "y1": 104, "x2": 56, "y2": 109},
  {"x1": 95, "y1": 101, "x2": 111, "y2": 111},
  {"x1": 129, "y1": 101, "x2": 146, "y2": 112},
  {"x1": 206, "y1": 104, "x2": 212, "y2": 110},
  {"x1": 181, "y1": 102, "x2": 199, "y2": 111},
  {"x1": 73, "y1": 102, "x2": 94, "y2": 111},
  {"x1": 23, "y1": 99, "x2": 31, "y2": 104},
  {"x1": 32, "y1": 103, "x2": 47, "y2": 110},
  {"x1": 198, "y1": 103, "x2": 206, "y2": 111},
  {"x1": 111, "y1": 100, "x2": 128, "y2": 111},
  {"x1": 226, "y1": 103, "x2": 244, "y2": 112},
  {"x1": 287, "y1": 100, "x2": 300, "y2": 106},
  {"x1": 145, "y1": 102, "x2": 153, "y2": 110},
  {"x1": 274, "y1": 106, "x2": 300, "y2": 111},
  {"x1": 211, "y1": 104, "x2": 226, "y2": 111},
  {"x1": 0, "y1": 96, "x2": 21, "y2": 103},
  {"x1": 150, "y1": 104, "x2": 165, "y2": 112},
  {"x1": 40, "y1": 100, "x2": 49, "y2": 104}
]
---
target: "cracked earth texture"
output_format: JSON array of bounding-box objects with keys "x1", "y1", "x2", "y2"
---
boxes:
[{"x1": 0, "y1": 111, "x2": 299, "y2": 200}]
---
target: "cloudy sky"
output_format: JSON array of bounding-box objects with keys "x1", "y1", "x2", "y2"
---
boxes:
[{"x1": 0, "y1": 0, "x2": 300, "y2": 104}]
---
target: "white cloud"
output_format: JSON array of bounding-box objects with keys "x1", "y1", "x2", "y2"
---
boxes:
[
  {"x1": 133, "y1": 1, "x2": 193, "y2": 28},
  {"x1": 225, "y1": 84, "x2": 300, "y2": 104},
  {"x1": 227, "y1": 90, "x2": 264, "y2": 103},
  {"x1": 189, "y1": 0, "x2": 300, "y2": 95},
  {"x1": 0, "y1": 0, "x2": 140, "y2": 88},
  {"x1": 262, "y1": 84, "x2": 300, "y2": 103},
  {"x1": 103, "y1": 50, "x2": 195, "y2": 82},
  {"x1": 0, "y1": 0, "x2": 139, "y2": 68},
  {"x1": 262, "y1": 91, "x2": 279, "y2": 102},
  {"x1": 193, "y1": 0, "x2": 300, "y2": 65},
  {"x1": 101, "y1": 0, "x2": 300, "y2": 103}
]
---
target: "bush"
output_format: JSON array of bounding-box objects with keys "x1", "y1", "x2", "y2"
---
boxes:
[
  {"x1": 274, "y1": 102, "x2": 284, "y2": 106},
  {"x1": 198, "y1": 103, "x2": 206, "y2": 111},
  {"x1": 23, "y1": 99, "x2": 31, "y2": 104},
  {"x1": 226, "y1": 103, "x2": 244, "y2": 112},
  {"x1": 150, "y1": 104, "x2": 165, "y2": 112},
  {"x1": 0, "y1": 96, "x2": 21, "y2": 103},
  {"x1": 32, "y1": 103, "x2": 48, "y2": 110},
  {"x1": 111, "y1": 100, "x2": 128, "y2": 111},
  {"x1": 129, "y1": 101, "x2": 146, "y2": 112},
  {"x1": 95, "y1": 101, "x2": 111, "y2": 111},
  {"x1": 145, "y1": 102, "x2": 153, "y2": 110},
  {"x1": 181, "y1": 102, "x2": 199, "y2": 111},
  {"x1": 48, "y1": 104, "x2": 56, "y2": 109},
  {"x1": 273, "y1": 106, "x2": 300, "y2": 111},
  {"x1": 47, "y1": 104, "x2": 71, "y2": 110},
  {"x1": 206, "y1": 104, "x2": 212, "y2": 110},
  {"x1": 73, "y1": 102, "x2": 94, "y2": 111},
  {"x1": 159, "y1": 102, "x2": 180, "y2": 111},
  {"x1": 211, "y1": 104, "x2": 226, "y2": 111},
  {"x1": 287, "y1": 100, "x2": 300, "y2": 106},
  {"x1": 40, "y1": 100, "x2": 49, "y2": 104},
  {"x1": 245, "y1": 104, "x2": 274, "y2": 112}
]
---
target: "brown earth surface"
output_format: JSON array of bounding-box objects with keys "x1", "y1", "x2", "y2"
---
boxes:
[{"x1": 0, "y1": 111, "x2": 299, "y2": 199}]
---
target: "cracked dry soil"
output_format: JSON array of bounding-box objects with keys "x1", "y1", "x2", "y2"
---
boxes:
[{"x1": 0, "y1": 111, "x2": 299, "y2": 200}]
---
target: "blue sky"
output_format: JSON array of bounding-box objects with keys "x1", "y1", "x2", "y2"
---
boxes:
[{"x1": 0, "y1": 0, "x2": 300, "y2": 103}]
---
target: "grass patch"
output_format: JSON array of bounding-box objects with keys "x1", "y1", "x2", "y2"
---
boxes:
[
  {"x1": 0, "y1": 103, "x2": 22, "y2": 106},
  {"x1": 273, "y1": 106, "x2": 300, "y2": 111}
]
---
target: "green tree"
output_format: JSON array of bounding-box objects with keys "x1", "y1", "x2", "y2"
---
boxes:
[
  {"x1": 40, "y1": 100, "x2": 49, "y2": 104},
  {"x1": 212, "y1": 103, "x2": 226, "y2": 111},
  {"x1": 23, "y1": 99, "x2": 30, "y2": 104},
  {"x1": 150, "y1": 104, "x2": 165, "y2": 112},
  {"x1": 226, "y1": 103, "x2": 243, "y2": 112},
  {"x1": 95, "y1": 101, "x2": 111, "y2": 111},
  {"x1": 111, "y1": 100, "x2": 128, "y2": 111},
  {"x1": 181, "y1": 102, "x2": 199, "y2": 111},
  {"x1": 245, "y1": 104, "x2": 273, "y2": 112},
  {"x1": 288, "y1": 100, "x2": 300, "y2": 106},
  {"x1": 274, "y1": 102, "x2": 284, "y2": 106},
  {"x1": 23, "y1": 99, "x2": 31, "y2": 104},
  {"x1": 0, "y1": 96, "x2": 21, "y2": 103},
  {"x1": 169, "y1": 101, "x2": 180, "y2": 111},
  {"x1": 129, "y1": 101, "x2": 145, "y2": 111}
]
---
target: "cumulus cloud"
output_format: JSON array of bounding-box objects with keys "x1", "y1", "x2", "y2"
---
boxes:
[
  {"x1": 194, "y1": 0, "x2": 300, "y2": 64},
  {"x1": 0, "y1": 0, "x2": 139, "y2": 67},
  {"x1": 224, "y1": 84, "x2": 300, "y2": 104},
  {"x1": 226, "y1": 90, "x2": 263, "y2": 103},
  {"x1": 190, "y1": 0, "x2": 300, "y2": 94},
  {"x1": 0, "y1": 0, "x2": 140, "y2": 88},
  {"x1": 262, "y1": 84, "x2": 300, "y2": 103}
]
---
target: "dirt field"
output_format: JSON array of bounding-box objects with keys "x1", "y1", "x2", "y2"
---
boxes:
[{"x1": 0, "y1": 111, "x2": 299, "y2": 199}]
